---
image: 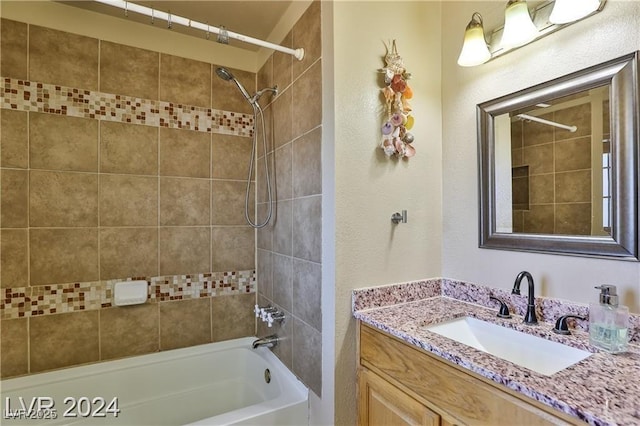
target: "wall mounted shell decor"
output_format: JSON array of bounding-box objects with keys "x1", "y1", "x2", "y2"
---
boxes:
[{"x1": 380, "y1": 40, "x2": 415, "y2": 159}]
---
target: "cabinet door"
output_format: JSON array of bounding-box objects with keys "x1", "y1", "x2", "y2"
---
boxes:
[{"x1": 359, "y1": 367, "x2": 441, "y2": 426}]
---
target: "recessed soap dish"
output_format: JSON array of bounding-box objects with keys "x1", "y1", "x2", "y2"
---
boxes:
[{"x1": 114, "y1": 280, "x2": 148, "y2": 306}]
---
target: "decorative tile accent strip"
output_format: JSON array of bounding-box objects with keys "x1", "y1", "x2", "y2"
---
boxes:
[
  {"x1": 144, "y1": 270, "x2": 255, "y2": 301},
  {"x1": 351, "y1": 278, "x2": 441, "y2": 312},
  {"x1": 0, "y1": 78, "x2": 254, "y2": 137},
  {"x1": 1, "y1": 287, "x2": 30, "y2": 319},
  {"x1": 1, "y1": 283, "x2": 111, "y2": 319},
  {"x1": 0, "y1": 270, "x2": 256, "y2": 320}
]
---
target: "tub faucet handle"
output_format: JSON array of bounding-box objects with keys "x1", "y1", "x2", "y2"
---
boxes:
[
  {"x1": 260, "y1": 306, "x2": 277, "y2": 321},
  {"x1": 255, "y1": 304, "x2": 271, "y2": 318},
  {"x1": 267, "y1": 311, "x2": 285, "y2": 327}
]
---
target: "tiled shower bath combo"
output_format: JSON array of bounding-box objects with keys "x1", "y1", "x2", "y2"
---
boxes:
[
  {"x1": 0, "y1": 0, "x2": 322, "y2": 414},
  {"x1": 1, "y1": 19, "x2": 260, "y2": 378}
]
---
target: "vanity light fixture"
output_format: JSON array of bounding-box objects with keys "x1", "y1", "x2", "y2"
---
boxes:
[
  {"x1": 501, "y1": 0, "x2": 538, "y2": 49},
  {"x1": 457, "y1": 13, "x2": 491, "y2": 67},
  {"x1": 549, "y1": 0, "x2": 601, "y2": 24},
  {"x1": 457, "y1": 0, "x2": 607, "y2": 67}
]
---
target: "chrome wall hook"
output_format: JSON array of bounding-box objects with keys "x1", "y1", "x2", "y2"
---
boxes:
[{"x1": 391, "y1": 210, "x2": 407, "y2": 224}]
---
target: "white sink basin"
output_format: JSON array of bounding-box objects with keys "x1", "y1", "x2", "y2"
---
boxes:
[{"x1": 424, "y1": 316, "x2": 591, "y2": 376}]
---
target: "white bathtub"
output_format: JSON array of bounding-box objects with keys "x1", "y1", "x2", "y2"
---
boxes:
[{"x1": 1, "y1": 337, "x2": 308, "y2": 425}]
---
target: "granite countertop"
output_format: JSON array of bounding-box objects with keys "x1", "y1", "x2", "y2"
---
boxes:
[{"x1": 354, "y1": 295, "x2": 640, "y2": 426}]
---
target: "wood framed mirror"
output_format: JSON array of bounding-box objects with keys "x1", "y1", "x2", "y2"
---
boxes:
[{"x1": 477, "y1": 51, "x2": 639, "y2": 260}]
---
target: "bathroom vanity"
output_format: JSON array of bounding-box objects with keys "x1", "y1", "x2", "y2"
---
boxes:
[
  {"x1": 354, "y1": 282, "x2": 640, "y2": 426},
  {"x1": 358, "y1": 323, "x2": 577, "y2": 425}
]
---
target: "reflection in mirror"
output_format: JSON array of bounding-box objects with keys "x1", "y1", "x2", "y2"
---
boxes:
[
  {"x1": 477, "y1": 51, "x2": 639, "y2": 260},
  {"x1": 494, "y1": 87, "x2": 612, "y2": 236}
]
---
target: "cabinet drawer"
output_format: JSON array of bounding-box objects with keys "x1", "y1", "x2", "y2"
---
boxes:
[{"x1": 360, "y1": 324, "x2": 578, "y2": 426}]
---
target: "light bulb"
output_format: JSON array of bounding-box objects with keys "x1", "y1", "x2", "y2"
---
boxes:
[
  {"x1": 550, "y1": 0, "x2": 601, "y2": 24},
  {"x1": 501, "y1": 0, "x2": 538, "y2": 49},
  {"x1": 457, "y1": 13, "x2": 492, "y2": 67}
]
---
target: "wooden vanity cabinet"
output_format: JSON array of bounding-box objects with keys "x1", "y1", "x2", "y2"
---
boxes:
[
  {"x1": 357, "y1": 323, "x2": 582, "y2": 426},
  {"x1": 359, "y1": 366, "x2": 458, "y2": 426}
]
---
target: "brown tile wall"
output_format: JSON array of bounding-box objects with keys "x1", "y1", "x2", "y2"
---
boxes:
[
  {"x1": 255, "y1": 1, "x2": 323, "y2": 397},
  {"x1": 511, "y1": 102, "x2": 598, "y2": 235},
  {"x1": 0, "y1": 19, "x2": 258, "y2": 378}
]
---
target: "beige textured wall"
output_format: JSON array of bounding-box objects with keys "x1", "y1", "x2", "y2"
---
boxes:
[
  {"x1": 332, "y1": 2, "x2": 443, "y2": 424},
  {"x1": 441, "y1": 1, "x2": 640, "y2": 312}
]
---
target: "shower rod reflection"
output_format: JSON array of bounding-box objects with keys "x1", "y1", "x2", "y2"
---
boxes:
[
  {"x1": 516, "y1": 113, "x2": 577, "y2": 132},
  {"x1": 94, "y1": 0, "x2": 305, "y2": 60}
]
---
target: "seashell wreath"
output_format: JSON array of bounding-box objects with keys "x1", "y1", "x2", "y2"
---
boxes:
[{"x1": 380, "y1": 40, "x2": 415, "y2": 159}]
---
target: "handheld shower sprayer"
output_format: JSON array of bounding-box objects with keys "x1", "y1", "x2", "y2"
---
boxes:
[
  {"x1": 214, "y1": 67, "x2": 277, "y2": 228},
  {"x1": 215, "y1": 67, "x2": 278, "y2": 105},
  {"x1": 215, "y1": 67, "x2": 252, "y2": 103}
]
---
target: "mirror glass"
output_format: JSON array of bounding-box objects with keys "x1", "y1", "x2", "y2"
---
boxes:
[
  {"x1": 494, "y1": 87, "x2": 611, "y2": 236},
  {"x1": 478, "y1": 52, "x2": 639, "y2": 260}
]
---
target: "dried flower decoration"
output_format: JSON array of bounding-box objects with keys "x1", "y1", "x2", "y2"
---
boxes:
[{"x1": 379, "y1": 40, "x2": 415, "y2": 159}]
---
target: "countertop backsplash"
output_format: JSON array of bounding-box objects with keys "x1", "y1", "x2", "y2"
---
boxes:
[
  {"x1": 351, "y1": 278, "x2": 441, "y2": 312},
  {"x1": 352, "y1": 277, "x2": 640, "y2": 345}
]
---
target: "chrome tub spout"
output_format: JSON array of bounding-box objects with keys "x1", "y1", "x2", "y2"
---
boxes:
[{"x1": 252, "y1": 335, "x2": 279, "y2": 349}]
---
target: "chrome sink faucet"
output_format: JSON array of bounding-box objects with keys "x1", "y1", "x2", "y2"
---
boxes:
[{"x1": 511, "y1": 271, "x2": 538, "y2": 325}]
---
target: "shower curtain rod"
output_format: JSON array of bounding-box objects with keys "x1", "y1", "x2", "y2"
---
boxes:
[
  {"x1": 94, "y1": 0, "x2": 305, "y2": 61},
  {"x1": 516, "y1": 113, "x2": 577, "y2": 132}
]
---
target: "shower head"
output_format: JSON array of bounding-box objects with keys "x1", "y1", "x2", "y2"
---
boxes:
[
  {"x1": 215, "y1": 67, "x2": 234, "y2": 81},
  {"x1": 215, "y1": 67, "x2": 252, "y2": 103}
]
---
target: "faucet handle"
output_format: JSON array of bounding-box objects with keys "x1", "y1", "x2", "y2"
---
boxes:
[
  {"x1": 489, "y1": 296, "x2": 512, "y2": 319},
  {"x1": 267, "y1": 311, "x2": 285, "y2": 327},
  {"x1": 267, "y1": 314, "x2": 275, "y2": 328},
  {"x1": 553, "y1": 315, "x2": 587, "y2": 335},
  {"x1": 260, "y1": 306, "x2": 277, "y2": 321}
]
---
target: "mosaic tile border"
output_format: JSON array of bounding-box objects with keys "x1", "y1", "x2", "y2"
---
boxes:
[
  {"x1": 1, "y1": 269, "x2": 256, "y2": 320},
  {"x1": 0, "y1": 77, "x2": 254, "y2": 137}
]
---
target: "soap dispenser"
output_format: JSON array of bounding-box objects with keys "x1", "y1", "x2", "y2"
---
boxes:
[{"x1": 589, "y1": 285, "x2": 629, "y2": 353}]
